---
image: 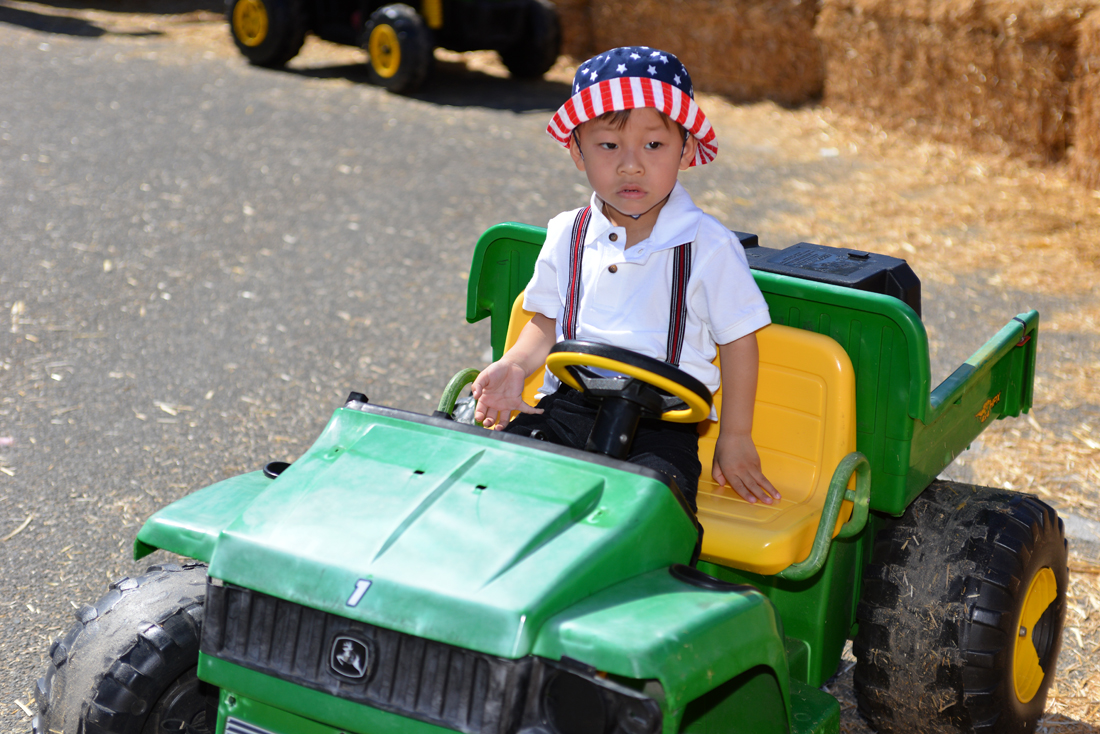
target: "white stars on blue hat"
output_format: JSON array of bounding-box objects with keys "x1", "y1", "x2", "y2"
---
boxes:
[{"x1": 571, "y1": 46, "x2": 695, "y2": 100}]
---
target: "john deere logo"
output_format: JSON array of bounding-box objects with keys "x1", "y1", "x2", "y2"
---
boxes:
[
  {"x1": 976, "y1": 392, "x2": 1002, "y2": 423},
  {"x1": 329, "y1": 635, "x2": 372, "y2": 680}
]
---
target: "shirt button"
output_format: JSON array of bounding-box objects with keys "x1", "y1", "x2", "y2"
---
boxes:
[
  {"x1": 609, "y1": 233, "x2": 618, "y2": 242},
  {"x1": 608, "y1": 264, "x2": 618, "y2": 273}
]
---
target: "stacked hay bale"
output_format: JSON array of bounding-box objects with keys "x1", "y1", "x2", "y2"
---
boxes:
[
  {"x1": 554, "y1": 0, "x2": 595, "y2": 59},
  {"x1": 584, "y1": 0, "x2": 824, "y2": 105},
  {"x1": 1073, "y1": 11, "x2": 1100, "y2": 189},
  {"x1": 817, "y1": 0, "x2": 1098, "y2": 163}
]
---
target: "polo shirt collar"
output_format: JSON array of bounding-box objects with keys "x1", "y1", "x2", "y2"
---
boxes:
[{"x1": 586, "y1": 182, "x2": 702, "y2": 252}]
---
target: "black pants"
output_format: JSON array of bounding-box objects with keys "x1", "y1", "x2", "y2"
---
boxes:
[{"x1": 505, "y1": 386, "x2": 703, "y2": 512}]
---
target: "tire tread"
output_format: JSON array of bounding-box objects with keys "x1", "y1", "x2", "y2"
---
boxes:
[
  {"x1": 852, "y1": 481, "x2": 1067, "y2": 734},
  {"x1": 34, "y1": 563, "x2": 210, "y2": 734}
]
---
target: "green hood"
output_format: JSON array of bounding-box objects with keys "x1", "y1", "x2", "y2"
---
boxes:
[{"x1": 139, "y1": 404, "x2": 698, "y2": 658}]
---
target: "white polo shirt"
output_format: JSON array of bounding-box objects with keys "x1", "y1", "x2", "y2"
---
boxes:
[{"x1": 523, "y1": 182, "x2": 771, "y2": 402}]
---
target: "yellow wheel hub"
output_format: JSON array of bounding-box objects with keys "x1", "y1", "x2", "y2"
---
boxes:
[
  {"x1": 368, "y1": 24, "x2": 401, "y2": 78},
  {"x1": 1014, "y1": 566, "x2": 1057, "y2": 703},
  {"x1": 233, "y1": 0, "x2": 269, "y2": 47}
]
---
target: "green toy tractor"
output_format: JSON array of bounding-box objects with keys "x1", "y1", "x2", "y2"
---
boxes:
[
  {"x1": 226, "y1": 0, "x2": 561, "y2": 92},
  {"x1": 33, "y1": 224, "x2": 1066, "y2": 734}
]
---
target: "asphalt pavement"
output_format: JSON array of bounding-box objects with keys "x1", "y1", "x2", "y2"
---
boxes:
[
  {"x1": 1, "y1": 6, "x2": 1095, "y2": 734},
  {"x1": 0, "y1": 10, "x2": 836, "y2": 729}
]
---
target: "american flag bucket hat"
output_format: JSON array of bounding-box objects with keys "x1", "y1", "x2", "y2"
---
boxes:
[{"x1": 547, "y1": 46, "x2": 717, "y2": 167}]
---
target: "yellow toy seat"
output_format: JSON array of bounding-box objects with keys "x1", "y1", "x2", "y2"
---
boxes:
[
  {"x1": 503, "y1": 294, "x2": 555, "y2": 408},
  {"x1": 697, "y1": 325, "x2": 856, "y2": 575},
  {"x1": 502, "y1": 294, "x2": 857, "y2": 576}
]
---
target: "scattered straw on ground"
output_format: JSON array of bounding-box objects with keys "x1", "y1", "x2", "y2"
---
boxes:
[
  {"x1": 698, "y1": 94, "x2": 1100, "y2": 524},
  {"x1": 698, "y1": 96, "x2": 1100, "y2": 289},
  {"x1": 3, "y1": 9, "x2": 1098, "y2": 727},
  {"x1": 696, "y1": 96, "x2": 1100, "y2": 729}
]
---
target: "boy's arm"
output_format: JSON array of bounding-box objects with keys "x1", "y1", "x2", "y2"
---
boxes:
[
  {"x1": 472, "y1": 313, "x2": 557, "y2": 429},
  {"x1": 712, "y1": 332, "x2": 781, "y2": 504}
]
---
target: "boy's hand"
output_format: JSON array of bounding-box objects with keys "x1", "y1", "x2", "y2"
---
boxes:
[
  {"x1": 472, "y1": 360, "x2": 542, "y2": 430},
  {"x1": 712, "y1": 431, "x2": 780, "y2": 505}
]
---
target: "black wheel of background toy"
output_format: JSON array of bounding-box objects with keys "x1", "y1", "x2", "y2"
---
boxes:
[
  {"x1": 362, "y1": 4, "x2": 433, "y2": 93},
  {"x1": 853, "y1": 481, "x2": 1067, "y2": 734},
  {"x1": 33, "y1": 563, "x2": 215, "y2": 734},
  {"x1": 227, "y1": 0, "x2": 305, "y2": 68},
  {"x1": 499, "y1": 0, "x2": 561, "y2": 79}
]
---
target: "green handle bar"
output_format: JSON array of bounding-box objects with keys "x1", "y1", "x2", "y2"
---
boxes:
[
  {"x1": 775, "y1": 451, "x2": 871, "y2": 581},
  {"x1": 437, "y1": 368, "x2": 481, "y2": 415}
]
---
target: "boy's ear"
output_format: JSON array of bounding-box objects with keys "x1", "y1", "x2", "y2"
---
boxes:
[
  {"x1": 679, "y1": 135, "x2": 698, "y2": 170},
  {"x1": 569, "y1": 136, "x2": 586, "y2": 171}
]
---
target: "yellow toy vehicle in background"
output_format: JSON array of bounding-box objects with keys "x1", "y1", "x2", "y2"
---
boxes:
[{"x1": 227, "y1": 0, "x2": 560, "y2": 92}]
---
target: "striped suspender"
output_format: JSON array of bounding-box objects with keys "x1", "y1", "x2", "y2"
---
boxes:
[
  {"x1": 562, "y1": 207, "x2": 693, "y2": 366},
  {"x1": 562, "y1": 206, "x2": 591, "y2": 341},
  {"x1": 665, "y1": 241, "x2": 693, "y2": 367}
]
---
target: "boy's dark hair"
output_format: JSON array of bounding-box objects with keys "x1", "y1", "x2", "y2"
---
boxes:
[{"x1": 578, "y1": 109, "x2": 690, "y2": 142}]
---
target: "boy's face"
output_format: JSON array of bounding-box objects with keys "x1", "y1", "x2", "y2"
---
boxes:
[{"x1": 570, "y1": 108, "x2": 698, "y2": 224}]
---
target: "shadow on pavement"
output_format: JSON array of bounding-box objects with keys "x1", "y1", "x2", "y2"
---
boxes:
[
  {"x1": 7, "y1": 0, "x2": 571, "y2": 111},
  {"x1": 10, "y1": 0, "x2": 222, "y2": 13},
  {"x1": 290, "y1": 57, "x2": 572, "y2": 113},
  {"x1": 0, "y1": 3, "x2": 111, "y2": 34},
  {"x1": 0, "y1": 0, "x2": 217, "y2": 35}
]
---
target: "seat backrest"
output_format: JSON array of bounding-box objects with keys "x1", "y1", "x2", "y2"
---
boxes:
[
  {"x1": 697, "y1": 324, "x2": 856, "y2": 575},
  {"x1": 502, "y1": 294, "x2": 857, "y2": 576},
  {"x1": 503, "y1": 294, "x2": 549, "y2": 407}
]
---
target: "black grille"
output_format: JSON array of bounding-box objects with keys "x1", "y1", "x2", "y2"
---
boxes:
[{"x1": 201, "y1": 582, "x2": 531, "y2": 734}]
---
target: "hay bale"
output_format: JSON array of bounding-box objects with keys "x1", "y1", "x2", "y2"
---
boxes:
[
  {"x1": 818, "y1": 0, "x2": 1099, "y2": 162},
  {"x1": 586, "y1": 0, "x2": 824, "y2": 106},
  {"x1": 553, "y1": 0, "x2": 595, "y2": 59},
  {"x1": 1072, "y1": 10, "x2": 1100, "y2": 189}
]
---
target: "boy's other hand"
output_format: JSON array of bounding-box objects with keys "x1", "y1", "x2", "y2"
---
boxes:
[
  {"x1": 712, "y1": 432, "x2": 780, "y2": 505},
  {"x1": 471, "y1": 360, "x2": 542, "y2": 430}
]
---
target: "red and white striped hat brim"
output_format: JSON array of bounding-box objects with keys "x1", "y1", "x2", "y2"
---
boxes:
[{"x1": 546, "y1": 76, "x2": 718, "y2": 167}]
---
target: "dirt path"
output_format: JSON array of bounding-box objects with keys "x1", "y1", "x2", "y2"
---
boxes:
[{"x1": 1, "y1": 1, "x2": 1097, "y2": 730}]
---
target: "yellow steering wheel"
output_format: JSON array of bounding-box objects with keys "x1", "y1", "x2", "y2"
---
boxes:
[{"x1": 545, "y1": 341, "x2": 713, "y2": 424}]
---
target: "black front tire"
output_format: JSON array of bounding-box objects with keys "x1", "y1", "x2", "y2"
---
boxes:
[
  {"x1": 500, "y1": 0, "x2": 561, "y2": 79},
  {"x1": 228, "y1": 0, "x2": 305, "y2": 68},
  {"x1": 33, "y1": 563, "x2": 215, "y2": 734},
  {"x1": 362, "y1": 4, "x2": 433, "y2": 93},
  {"x1": 854, "y1": 481, "x2": 1068, "y2": 734}
]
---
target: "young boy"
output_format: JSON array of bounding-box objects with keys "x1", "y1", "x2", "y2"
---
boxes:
[{"x1": 473, "y1": 46, "x2": 778, "y2": 511}]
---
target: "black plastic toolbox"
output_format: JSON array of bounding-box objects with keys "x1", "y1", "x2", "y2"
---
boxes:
[{"x1": 735, "y1": 237, "x2": 922, "y2": 317}]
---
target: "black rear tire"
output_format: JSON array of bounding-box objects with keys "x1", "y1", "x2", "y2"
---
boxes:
[
  {"x1": 33, "y1": 563, "x2": 215, "y2": 734},
  {"x1": 228, "y1": 0, "x2": 305, "y2": 68},
  {"x1": 853, "y1": 481, "x2": 1067, "y2": 734},
  {"x1": 362, "y1": 4, "x2": 433, "y2": 93},
  {"x1": 499, "y1": 0, "x2": 561, "y2": 79}
]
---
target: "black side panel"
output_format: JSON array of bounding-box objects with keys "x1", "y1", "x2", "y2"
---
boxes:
[
  {"x1": 435, "y1": 0, "x2": 525, "y2": 51},
  {"x1": 311, "y1": 0, "x2": 365, "y2": 43}
]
